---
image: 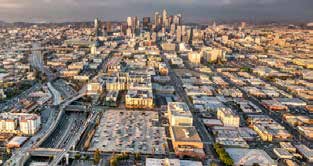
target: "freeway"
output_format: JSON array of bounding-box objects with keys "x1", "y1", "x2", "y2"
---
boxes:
[
  {"x1": 52, "y1": 79, "x2": 78, "y2": 100},
  {"x1": 4, "y1": 81, "x2": 81, "y2": 166},
  {"x1": 30, "y1": 43, "x2": 44, "y2": 72},
  {"x1": 35, "y1": 85, "x2": 86, "y2": 146},
  {"x1": 29, "y1": 42, "x2": 57, "y2": 81},
  {"x1": 49, "y1": 111, "x2": 95, "y2": 166},
  {"x1": 4, "y1": 106, "x2": 57, "y2": 166},
  {"x1": 47, "y1": 51, "x2": 119, "y2": 165},
  {"x1": 38, "y1": 111, "x2": 87, "y2": 155},
  {"x1": 27, "y1": 85, "x2": 87, "y2": 165},
  {"x1": 7, "y1": 48, "x2": 128, "y2": 165},
  {"x1": 47, "y1": 82, "x2": 62, "y2": 106}
]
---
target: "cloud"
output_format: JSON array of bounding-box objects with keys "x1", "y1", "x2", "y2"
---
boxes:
[
  {"x1": 0, "y1": 1, "x2": 24, "y2": 9},
  {"x1": 0, "y1": 0, "x2": 312, "y2": 23}
]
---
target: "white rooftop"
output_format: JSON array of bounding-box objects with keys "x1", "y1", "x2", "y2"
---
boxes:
[
  {"x1": 145, "y1": 158, "x2": 202, "y2": 166},
  {"x1": 226, "y1": 148, "x2": 277, "y2": 166}
]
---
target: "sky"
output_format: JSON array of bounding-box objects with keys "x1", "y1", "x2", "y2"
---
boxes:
[{"x1": 0, "y1": 0, "x2": 312, "y2": 23}]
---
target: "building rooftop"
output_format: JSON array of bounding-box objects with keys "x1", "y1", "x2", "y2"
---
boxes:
[
  {"x1": 226, "y1": 148, "x2": 277, "y2": 166},
  {"x1": 126, "y1": 89, "x2": 153, "y2": 98},
  {"x1": 167, "y1": 102, "x2": 192, "y2": 117},
  {"x1": 171, "y1": 126, "x2": 201, "y2": 143},
  {"x1": 145, "y1": 158, "x2": 202, "y2": 166}
]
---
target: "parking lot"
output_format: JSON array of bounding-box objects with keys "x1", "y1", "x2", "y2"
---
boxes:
[{"x1": 89, "y1": 109, "x2": 168, "y2": 154}]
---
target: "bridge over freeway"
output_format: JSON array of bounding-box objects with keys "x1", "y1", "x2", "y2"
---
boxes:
[
  {"x1": 35, "y1": 85, "x2": 87, "y2": 147},
  {"x1": 30, "y1": 148, "x2": 65, "y2": 157},
  {"x1": 64, "y1": 105, "x2": 89, "y2": 112},
  {"x1": 48, "y1": 112, "x2": 95, "y2": 166},
  {"x1": 29, "y1": 85, "x2": 88, "y2": 166}
]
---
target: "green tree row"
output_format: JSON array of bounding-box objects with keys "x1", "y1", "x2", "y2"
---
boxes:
[
  {"x1": 213, "y1": 143, "x2": 234, "y2": 166},
  {"x1": 109, "y1": 152, "x2": 131, "y2": 166}
]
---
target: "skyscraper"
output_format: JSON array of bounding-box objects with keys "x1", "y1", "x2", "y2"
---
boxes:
[
  {"x1": 170, "y1": 23, "x2": 176, "y2": 35},
  {"x1": 106, "y1": 21, "x2": 112, "y2": 33},
  {"x1": 134, "y1": 16, "x2": 139, "y2": 30},
  {"x1": 94, "y1": 18, "x2": 100, "y2": 37},
  {"x1": 94, "y1": 18, "x2": 99, "y2": 29},
  {"x1": 127, "y1": 17, "x2": 132, "y2": 27},
  {"x1": 126, "y1": 27, "x2": 133, "y2": 38},
  {"x1": 143, "y1": 17, "x2": 151, "y2": 29},
  {"x1": 162, "y1": 9, "x2": 168, "y2": 26},
  {"x1": 177, "y1": 14, "x2": 182, "y2": 25},
  {"x1": 176, "y1": 25, "x2": 182, "y2": 43},
  {"x1": 154, "y1": 12, "x2": 161, "y2": 26},
  {"x1": 240, "y1": 22, "x2": 246, "y2": 29},
  {"x1": 173, "y1": 14, "x2": 182, "y2": 25}
]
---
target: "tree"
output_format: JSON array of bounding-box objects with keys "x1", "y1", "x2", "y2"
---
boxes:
[
  {"x1": 135, "y1": 152, "x2": 141, "y2": 160},
  {"x1": 240, "y1": 67, "x2": 252, "y2": 73},
  {"x1": 224, "y1": 157, "x2": 234, "y2": 166},
  {"x1": 121, "y1": 152, "x2": 129, "y2": 160},
  {"x1": 93, "y1": 149, "x2": 101, "y2": 165},
  {"x1": 74, "y1": 153, "x2": 81, "y2": 160},
  {"x1": 213, "y1": 143, "x2": 234, "y2": 166},
  {"x1": 109, "y1": 157, "x2": 117, "y2": 166},
  {"x1": 210, "y1": 161, "x2": 218, "y2": 166},
  {"x1": 162, "y1": 143, "x2": 167, "y2": 151}
]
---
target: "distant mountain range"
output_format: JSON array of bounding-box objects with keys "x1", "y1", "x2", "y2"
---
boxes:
[{"x1": 0, "y1": 21, "x2": 6, "y2": 25}]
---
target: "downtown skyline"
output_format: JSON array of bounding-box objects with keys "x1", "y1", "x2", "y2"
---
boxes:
[{"x1": 0, "y1": 2, "x2": 313, "y2": 166}]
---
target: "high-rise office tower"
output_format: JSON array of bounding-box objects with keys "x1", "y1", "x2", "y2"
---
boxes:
[
  {"x1": 134, "y1": 16, "x2": 139, "y2": 30},
  {"x1": 173, "y1": 14, "x2": 182, "y2": 25},
  {"x1": 143, "y1": 17, "x2": 151, "y2": 29},
  {"x1": 127, "y1": 17, "x2": 132, "y2": 27},
  {"x1": 241, "y1": 22, "x2": 246, "y2": 29},
  {"x1": 106, "y1": 21, "x2": 112, "y2": 33},
  {"x1": 94, "y1": 18, "x2": 100, "y2": 36},
  {"x1": 187, "y1": 28, "x2": 192, "y2": 44},
  {"x1": 162, "y1": 9, "x2": 168, "y2": 21},
  {"x1": 168, "y1": 16, "x2": 173, "y2": 25},
  {"x1": 126, "y1": 27, "x2": 132, "y2": 37},
  {"x1": 154, "y1": 12, "x2": 160, "y2": 26},
  {"x1": 170, "y1": 23, "x2": 176, "y2": 35},
  {"x1": 182, "y1": 26, "x2": 189, "y2": 43},
  {"x1": 213, "y1": 21, "x2": 216, "y2": 29},
  {"x1": 176, "y1": 25, "x2": 182, "y2": 43},
  {"x1": 133, "y1": 16, "x2": 140, "y2": 35},
  {"x1": 192, "y1": 28, "x2": 203, "y2": 42},
  {"x1": 162, "y1": 9, "x2": 168, "y2": 26},
  {"x1": 94, "y1": 18, "x2": 99, "y2": 29},
  {"x1": 177, "y1": 14, "x2": 182, "y2": 25},
  {"x1": 182, "y1": 25, "x2": 186, "y2": 36},
  {"x1": 173, "y1": 15, "x2": 179, "y2": 25},
  {"x1": 121, "y1": 23, "x2": 128, "y2": 35},
  {"x1": 102, "y1": 25, "x2": 107, "y2": 36}
]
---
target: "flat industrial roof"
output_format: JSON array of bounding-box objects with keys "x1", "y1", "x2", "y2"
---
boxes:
[{"x1": 171, "y1": 126, "x2": 201, "y2": 142}]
